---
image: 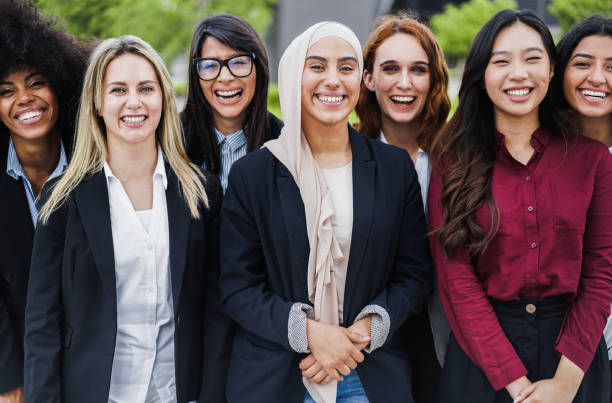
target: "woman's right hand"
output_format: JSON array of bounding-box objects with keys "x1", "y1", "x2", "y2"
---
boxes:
[
  {"x1": 506, "y1": 376, "x2": 532, "y2": 402},
  {"x1": 306, "y1": 319, "x2": 370, "y2": 381}
]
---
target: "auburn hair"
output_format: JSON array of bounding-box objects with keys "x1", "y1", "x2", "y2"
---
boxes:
[{"x1": 355, "y1": 12, "x2": 450, "y2": 152}]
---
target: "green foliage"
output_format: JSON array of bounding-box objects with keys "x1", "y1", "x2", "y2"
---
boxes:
[
  {"x1": 548, "y1": 0, "x2": 612, "y2": 33},
  {"x1": 32, "y1": 0, "x2": 279, "y2": 64},
  {"x1": 431, "y1": 0, "x2": 517, "y2": 61}
]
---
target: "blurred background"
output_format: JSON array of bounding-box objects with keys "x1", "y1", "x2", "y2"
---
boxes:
[{"x1": 32, "y1": 0, "x2": 611, "y2": 119}]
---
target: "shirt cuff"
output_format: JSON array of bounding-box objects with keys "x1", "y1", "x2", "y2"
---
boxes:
[
  {"x1": 354, "y1": 304, "x2": 390, "y2": 353},
  {"x1": 288, "y1": 302, "x2": 314, "y2": 353}
]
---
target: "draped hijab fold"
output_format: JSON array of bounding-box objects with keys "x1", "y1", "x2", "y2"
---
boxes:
[{"x1": 263, "y1": 21, "x2": 363, "y2": 403}]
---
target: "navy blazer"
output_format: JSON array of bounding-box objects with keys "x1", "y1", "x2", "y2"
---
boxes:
[
  {"x1": 24, "y1": 166, "x2": 230, "y2": 403},
  {"x1": 0, "y1": 137, "x2": 34, "y2": 393},
  {"x1": 219, "y1": 127, "x2": 433, "y2": 402}
]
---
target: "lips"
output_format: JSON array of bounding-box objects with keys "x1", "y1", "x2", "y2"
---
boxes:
[
  {"x1": 504, "y1": 88, "x2": 532, "y2": 96},
  {"x1": 390, "y1": 95, "x2": 416, "y2": 106},
  {"x1": 215, "y1": 89, "x2": 242, "y2": 99},
  {"x1": 581, "y1": 89, "x2": 608, "y2": 100},
  {"x1": 14, "y1": 107, "x2": 46, "y2": 126},
  {"x1": 120, "y1": 114, "x2": 147, "y2": 127},
  {"x1": 316, "y1": 94, "x2": 345, "y2": 104}
]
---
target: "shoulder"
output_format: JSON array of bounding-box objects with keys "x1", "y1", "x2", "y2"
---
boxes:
[{"x1": 231, "y1": 147, "x2": 277, "y2": 174}]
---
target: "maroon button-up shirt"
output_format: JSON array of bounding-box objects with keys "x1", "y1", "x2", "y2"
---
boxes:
[{"x1": 428, "y1": 127, "x2": 612, "y2": 390}]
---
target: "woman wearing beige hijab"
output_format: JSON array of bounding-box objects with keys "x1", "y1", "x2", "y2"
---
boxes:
[{"x1": 219, "y1": 22, "x2": 433, "y2": 403}]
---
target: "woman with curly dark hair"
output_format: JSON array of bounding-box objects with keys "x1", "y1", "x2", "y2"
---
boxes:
[{"x1": 0, "y1": 0, "x2": 89, "y2": 400}]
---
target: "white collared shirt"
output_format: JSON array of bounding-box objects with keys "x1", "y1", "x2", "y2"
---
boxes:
[
  {"x1": 104, "y1": 148, "x2": 177, "y2": 403},
  {"x1": 379, "y1": 131, "x2": 431, "y2": 210}
]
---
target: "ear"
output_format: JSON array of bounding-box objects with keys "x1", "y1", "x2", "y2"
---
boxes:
[
  {"x1": 549, "y1": 64, "x2": 554, "y2": 81},
  {"x1": 363, "y1": 69, "x2": 376, "y2": 92}
]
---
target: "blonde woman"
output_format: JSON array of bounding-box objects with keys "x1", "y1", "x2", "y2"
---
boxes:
[{"x1": 24, "y1": 36, "x2": 229, "y2": 403}]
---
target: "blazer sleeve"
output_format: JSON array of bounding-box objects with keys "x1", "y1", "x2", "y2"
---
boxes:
[
  {"x1": 219, "y1": 163, "x2": 294, "y2": 350},
  {"x1": 367, "y1": 152, "x2": 434, "y2": 340},
  {"x1": 23, "y1": 199, "x2": 67, "y2": 403},
  {"x1": 199, "y1": 175, "x2": 234, "y2": 403},
  {"x1": 0, "y1": 292, "x2": 23, "y2": 393}
]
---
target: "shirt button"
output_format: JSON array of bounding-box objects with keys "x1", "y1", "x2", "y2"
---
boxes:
[
  {"x1": 525, "y1": 176, "x2": 531, "y2": 182},
  {"x1": 525, "y1": 303, "x2": 536, "y2": 314},
  {"x1": 530, "y1": 242, "x2": 537, "y2": 249},
  {"x1": 527, "y1": 206, "x2": 534, "y2": 212}
]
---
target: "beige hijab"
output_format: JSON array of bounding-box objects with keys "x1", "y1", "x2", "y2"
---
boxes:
[{"x1": 264, "y1": 21, "x2": 363, "y2": 403}]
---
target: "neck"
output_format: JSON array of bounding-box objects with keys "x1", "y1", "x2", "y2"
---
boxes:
[
  {"x1": 495, "y1": 110, "x2": 539, "y2": 145},
  {"x1": 381, "y1": 116, "x2": 420, "y2": 162},
  {"x1": 577, "y1": 114, "x2": 612, "y2": 147},
  {"x1": 302, "y1": 118, "x2": 351, "y2": 169},
  {"x1": 106, "y1": 136, "x2": 158, "y2": 181},
  {"x1": 11, "y1": 128, "x2": 61, "y2": 173},
  {"x1": 213, "y1": 113, "x2": 245, "y2": 136}
]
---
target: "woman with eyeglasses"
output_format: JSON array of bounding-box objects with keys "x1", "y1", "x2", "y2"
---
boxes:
[{"x1": 181, "y1": 14, "x2": 282, "y2": 193}]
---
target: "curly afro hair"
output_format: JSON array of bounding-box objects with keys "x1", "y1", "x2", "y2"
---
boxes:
[{"x1": 0, "y1": 0, "x2": 91, "y2": 152}]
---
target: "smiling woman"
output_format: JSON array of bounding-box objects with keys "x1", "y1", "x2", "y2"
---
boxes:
[
  {"x1": 24, "y1": 35, "x2": 230, "y2": 403},
  {"x1": 0, "y1": 1, "x2": 89, "y2": 401},
  {"x1": 218, "y1": 21, "x2": 433, "y2": 403}
]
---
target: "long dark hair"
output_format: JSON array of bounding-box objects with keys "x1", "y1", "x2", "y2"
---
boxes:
[
  {"x1": 0, "y1": 0, "x2": 90, "y2": 155},
  {"x1": 430, "y1": 9, "x2": 564, "y2": 256},
  {"x1": 551, "y1": 15, "x2": 612, "y2": 112},
  {"x1": 182, "y1": 14, "x2": 272, "y2": 174}
]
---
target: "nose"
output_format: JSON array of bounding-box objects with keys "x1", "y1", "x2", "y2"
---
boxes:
[
  {"x1": 323, "y1": 70, "x2": 341, "y2": 89},
  {"x1": 588, "y1": 64, "x2": 606, "y2": 86},
  {"x1": 126, "y1": 90, "x2": 142, "y2": 109},
  {"x1": 217, "y1": 65, "x2": 234, "y2": 82},
  {"x1": 16, "y1": 87, "x2": 34, "y2": 106},
  {"x1": 508, "y1": 61, "x2": 528, "y2": 81},
  {"x1": 396, "y1": 70, "x2": 413, "y2": 89}
]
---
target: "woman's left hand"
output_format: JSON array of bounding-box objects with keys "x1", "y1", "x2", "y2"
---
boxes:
[
  {"x1": 513, "y1": 378, "x2": 578, "y2": 403},
  {"x1": 299, "y1": 354, "x2": 335, "y2": 384}
]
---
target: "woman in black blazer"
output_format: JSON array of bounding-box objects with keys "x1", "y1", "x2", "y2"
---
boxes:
[
  {"x1": 219, "y1": 22, "x2": 433, "y2": 403},
  {"x1": 24, "y1": 36, "x2": 228, "y2": 403},
  {"x1": 0, "y1": 1, "x2": 89, "y2": 400}
]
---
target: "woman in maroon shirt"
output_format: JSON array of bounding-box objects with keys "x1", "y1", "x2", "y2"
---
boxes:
[{"x1": 428, "y1": 9, "x2": 612, "y2": 403}]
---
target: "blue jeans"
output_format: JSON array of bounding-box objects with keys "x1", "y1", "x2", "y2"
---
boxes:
[{"x1": 304, "y1": 370, "x2": 369, "y2": 402}]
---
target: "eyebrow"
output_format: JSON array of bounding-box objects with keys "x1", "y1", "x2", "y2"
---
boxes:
[
  {"x1": 571, "y1": 53, "x2": 612, "y2": 61},
  {"x1": 106, "y1": 80, "x2": 157, "y2": 86},
  {"x1": 491, "y1": 47, "x2": 544, "y2": 56},
  {"x1": 305, "y1": 55, "x2": 358, "y2": 63},
  {"x1": 0, "y1": 72, "x2": 43, "y2": 86},
  {"x1": 379, "y1": 59, "x2": 429, "y2": 66}
]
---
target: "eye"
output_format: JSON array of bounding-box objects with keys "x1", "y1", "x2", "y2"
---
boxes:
[
  {"x1": 526, "y1": 56, "x2": 541, "y2": 62},
  {"x1": 110, "y1": 87, "x2": 125, "y2": 94},
  {"x1": 309, "y1": 63, "x2": 324, "y2": 71},
  {"x1": 340, "y1": 65, "x2": 355, "y2": 72},
  {"x1": 0, "y1": 88, "x2": 14, "y2": 97},
  {"x1": 607, "y1": 64, "x2": 612, "y2": 72},
  {"x1": 140, "y1": 86, "x2": 154, "y2": 93},
  {"x1": 492, "y1": 59, "x2": 508, "y2": 65},
  {"x1": 572, "y1": 61, "x2": 590, "y2": 68},
  {"x1": 412, "y1": 66, "x2": 428, "y2": 74},
  {"x1": 382, "y1": 65, "x2": 399, "y2": 73},
  {"x1": 29, "y1": 79, "x2": 46, "y2": 89}
]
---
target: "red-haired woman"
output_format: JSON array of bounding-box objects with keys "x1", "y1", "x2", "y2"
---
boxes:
[{"x1": 355, "y1": 13, "x2": 451, "y2": 403}]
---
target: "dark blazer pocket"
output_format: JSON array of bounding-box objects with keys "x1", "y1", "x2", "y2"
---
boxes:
[
  {"x1": 551, "y1": 182, "x2": 590, "y2": 233},
  {"x1": 63, "y1": 325, "x2": 73, "y2": 349}
]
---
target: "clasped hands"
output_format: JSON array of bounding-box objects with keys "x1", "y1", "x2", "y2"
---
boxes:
[{"x1": 299, "y1": 315, "x2": 372, "y2": 385}]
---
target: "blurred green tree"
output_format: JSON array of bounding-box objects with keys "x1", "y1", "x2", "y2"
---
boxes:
[
  {"x1": 32, "y1": 0, "x2": 278, "y2": 64},
  {"x1": 430, "y1": 0, "x2": 517, "y2": 61},
  {"x1": 548, "y1": 0, "x2": 611, "y2": 33}
]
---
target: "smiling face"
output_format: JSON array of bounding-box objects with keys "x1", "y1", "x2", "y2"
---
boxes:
[
  {"x1": 0, "y1": 67, "x2": 59, "y2": 143},
  {"x1": 198, "y1": 36, "x2": 257, "y2": 134},
  {"x1": 484, "y1": 22, "x2": 553, "y2": 127},
  {"x1": 563, "y1": 34, "x2": 612, "y2": 118},
  {"x1": 301, "y1": 36, "x2": 360, "y2": 131},
  {"x1": 98, "y1": 53, "x2": 162, "y2": 149},
  {"x1": 364, "y1": 33, "x2": 430, "y2": 128}
]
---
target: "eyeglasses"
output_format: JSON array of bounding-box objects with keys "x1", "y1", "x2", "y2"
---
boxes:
[{"x1": 193, "y1": 53, "x2": 256, "y2": 81}]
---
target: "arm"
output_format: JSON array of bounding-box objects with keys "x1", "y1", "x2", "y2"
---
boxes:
[
  {"x1": 23, "y1": 200, "x2": 67, "y2": 403},
  {"x1": 199, "y1": 176, "x2": 234, "y2": 403},
  {"x1": 427, "y1": 166, "x2": 528, "y2": 392},
  {"x1": 0, "y1": 295, "x2": 23, "y2": 394},
  {"x1": 219, "y1": 165, "x2": 295, "y2": 349}
]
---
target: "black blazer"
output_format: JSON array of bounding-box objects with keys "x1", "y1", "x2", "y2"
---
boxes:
[
  {"x1": 0, "y1": 137, "x2": 34, "y2": 393},
  {"x1": 219, "y1": 127, "x2": 433, "y2": 402},
  {"x1": 24, "y1": 166, "x2": 230, "y2": 403}
]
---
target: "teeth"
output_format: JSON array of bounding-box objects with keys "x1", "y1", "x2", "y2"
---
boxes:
[
  {"x1": 17, "y1": 111, "x2": 42, "y2": 121},
  {"x1": 391, "y1": 96, "x2": 415, "y2": 103},
  {"x1": 122, "y1": 116, "x2": 145, "y2": 123},
  {"x1": 318, "y1": 95, "x2": 343, "y2": 103},
  {"x1": 582, "y1": 89, "x2": 606, "y2": 98},
  {"x1": 506, "y1": 88, "x2": 530, "y2": 96},
  {"x1": 216, "y1": 89, "x2": 241, "y2": 97}
]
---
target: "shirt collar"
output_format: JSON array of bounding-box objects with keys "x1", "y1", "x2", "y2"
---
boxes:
[
  {"x1": 215, "y1": 127, "x2": 247, "y2": 152},
  {"x1": 379, "y1": 130, "x2": 425, "y2": 155},
  {"x1": 104, "y1": 145, "x2": 168, "y2": 190},
  {"x1": 6, "y1": 136, "x2": 68, "y2": 181},
  {"x1": 496, "y1": 127, "x2": 550, "y2": 151}
]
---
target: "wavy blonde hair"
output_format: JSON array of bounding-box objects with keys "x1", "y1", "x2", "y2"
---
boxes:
[{"x1": 39, "y1": 35, "x2": 208, "y2": 224}]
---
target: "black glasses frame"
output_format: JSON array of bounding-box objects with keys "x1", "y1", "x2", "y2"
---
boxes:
[{"x1": 193, "y1": 53, "x2": 256, "y2": 81}]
